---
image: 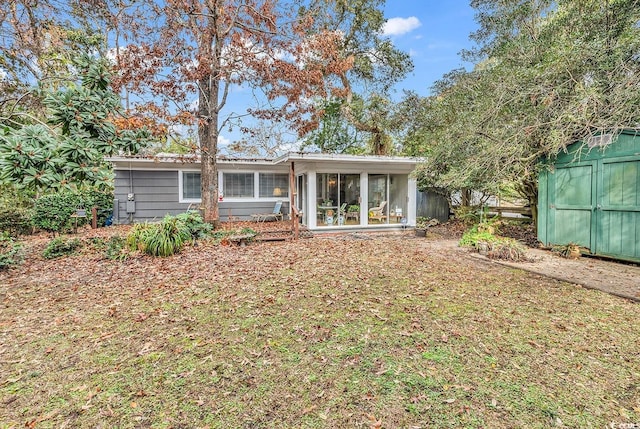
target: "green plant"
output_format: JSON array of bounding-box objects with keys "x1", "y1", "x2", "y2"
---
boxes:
[
  {"x1": 0, "y1": 233, "x2": 24, "y2": 269},
  {"x1": 43, "y1": 237, "x2": 81, "y2": 259},
  {"x1": 459, "y1": 224, "x2": 501, "y2": 249},
  {"x1": 0, "y1": 207, "x2": 32, "y2": 237},
  {"x1": 347, "y1": 204, "x2": 360, "y2": 213},
  {"x1": 105, "y1": 236, "x2": 129, "y2": 261},
  {"x1": 82, "y1": 188, "x2": 114, "y2": 226},
  {"x1": 126, "y1": 222, "x2": 155, "y2": 252},
  {"x1": 32, "y1": 192, "x2": 84, "y2": 235},
  {"x1": 452, "y1": 205, "x2": 482, "y2": 226},
  {"x1": 143, "y1": 216, "x2": 191, "y2": 257},
  {"x1": 175, "y1": 210, "x2": 212, "y2": 239},
  {"x1": 126, "y1": 216, "x2": 191, "y2": 257}
]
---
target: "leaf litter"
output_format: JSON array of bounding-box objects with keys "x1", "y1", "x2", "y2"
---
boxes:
[{"x1": 0, "y1": 224, "x2": 638, "y2": 428}]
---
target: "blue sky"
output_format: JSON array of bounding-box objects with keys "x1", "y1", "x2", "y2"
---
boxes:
[
  {"x1": 217, "y1": 1, "x2": 480, "y2": 150},
  {"x1": 382, "y1": 1, "x2": 478, "y2": 97}
]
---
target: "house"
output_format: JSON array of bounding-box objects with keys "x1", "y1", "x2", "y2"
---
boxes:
[
  {"x1": 107, "y1": 152, "x2": 422, "y2": 230},
  {"x1": 538, "y1": 130, "x2": 640, "y2": 262}
]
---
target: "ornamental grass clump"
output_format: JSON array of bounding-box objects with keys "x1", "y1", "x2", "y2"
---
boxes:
[{"x1": 126, "y1": 215, "x2": 193, "y2": 257}]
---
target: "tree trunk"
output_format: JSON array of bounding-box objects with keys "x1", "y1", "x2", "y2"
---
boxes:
[{"x1": 199, "y1": 74, "x2": 220, "y2": 227}]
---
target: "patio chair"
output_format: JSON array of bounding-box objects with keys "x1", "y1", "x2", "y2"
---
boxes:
[
  {"x1": 251, "y1": 200, "x2": 284, "y2": 222},
  {"x1": 368, "y1": 201, "x2": 387, "y2": 222}
]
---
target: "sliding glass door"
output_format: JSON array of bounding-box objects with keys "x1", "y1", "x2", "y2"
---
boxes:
[
  {"x1": 368, "y1": 174, "x2": 407, "y2": 225},
  {"x1": 316, "y1": 173, "x2": 360, "y2": 227}
]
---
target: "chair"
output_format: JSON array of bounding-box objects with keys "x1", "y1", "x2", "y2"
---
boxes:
[
  {"x1": 368, "y1": 201, "x2": 387, "y2": 222},
  {"x1": 337, "y1": 203, "x2": 347, "y2": 225},
  {"x1": 251, "y1": 200, "x2": 284, "y2": 222}
]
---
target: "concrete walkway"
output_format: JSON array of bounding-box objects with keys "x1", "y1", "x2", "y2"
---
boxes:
[{"x1": 471, "y1": 246, "x2": 640, "y2": 302}]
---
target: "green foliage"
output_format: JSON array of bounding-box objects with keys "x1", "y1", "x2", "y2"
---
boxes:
[
  {"x1": 126, "y1": 223, "x2": 155, "y2": 252},
  {"x1": 301, "y1": 99, "x2": 364, "y2": 154},
  {"x1": 0, "y1": 55, "x2": 151, "y2": 192},
  {"x1": 126, "y1": 214, "x2": 202, "y2": 257},
  {"x1": 175, "y1": 210, "x2": 212, "y2": 240},
  {"x1": 405, "y1": 0, "x2": 640, "y2": 225},
  {"x1": 82, "y1": 188, "x2": 114, "y2": 226},
  {"x1": 0, "y1": 233, "x2": 24, "y2": 269},
  {"x1": 31, "y1": 188, "x2": 113, "y2": 235},
  {"x1": 0, "y1": 207, "x2": 32, "y2": 237},
  {"x1": 460, "y1": 220, "x2": 531, "y2": 261},
  {"x1": 452, "y1": 206, "x2": 482, "y2": 226},
  {"x1": 459, "y1": 223, "x2": 501, "y2": 248},
  {"x1": 32, "y1": 192, "x2": 84, "y2": 235},
  {"x1": 104, "y1": 236, "x2": 129, "y2": 261},
  {"x1": 141, "y1": 216, "x2": 191, "y2": 257},
  {"x1": 43, "y1": 237, "x2": 81, "y2": 259}
]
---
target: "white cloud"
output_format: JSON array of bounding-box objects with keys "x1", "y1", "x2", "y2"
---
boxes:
[
  {"x1": 218, "y1": 135, "x2": 231, "y2": 148},
  {"x1": 382, "y1": 17, "x2": 422, "y2": 36}
]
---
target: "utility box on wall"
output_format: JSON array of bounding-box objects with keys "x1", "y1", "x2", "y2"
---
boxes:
[
  {"x1": 538, "y1": 130, "x2": 640, "y2": 263},
  {"x1": 126, "y1": 193, "x2": 136, "y2": 214}
]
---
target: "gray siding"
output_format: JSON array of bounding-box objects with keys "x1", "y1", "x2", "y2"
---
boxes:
[{"x1": 114, "y1": 169, "x2": 289, "y2": 223}]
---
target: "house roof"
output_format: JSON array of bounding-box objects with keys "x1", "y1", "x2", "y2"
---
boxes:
[{"x1": 106, "y1": 152, "x2": 422, "y2": 170}]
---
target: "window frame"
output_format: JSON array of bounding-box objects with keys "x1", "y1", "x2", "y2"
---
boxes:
[
  {"x1": 258, "y1": 172, "x2": 290, "y2": 199},
  {"x1": 178, "y1": 170, "x2": 202, "y2": 203}
]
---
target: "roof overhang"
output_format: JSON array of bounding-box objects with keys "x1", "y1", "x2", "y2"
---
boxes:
[{"x1": 106, "y1": 152, "x2": 423, "y2": 171}]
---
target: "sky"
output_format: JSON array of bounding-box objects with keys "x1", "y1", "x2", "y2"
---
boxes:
[
  {"x1": 382, "y1": 1, "x2": 478, "y2": 97},
  {"x1": 218, "y1": 1, "x2": 481, "y2": 150}
]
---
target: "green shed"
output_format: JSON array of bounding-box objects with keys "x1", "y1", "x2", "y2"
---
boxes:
[{"x1": 538, "y1": 130, "x2": 640, "y2": 263}]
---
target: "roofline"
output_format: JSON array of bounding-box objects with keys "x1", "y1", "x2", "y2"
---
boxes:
[{"x1": 106, "y1": 151, "x2": 423, "y2": 166}]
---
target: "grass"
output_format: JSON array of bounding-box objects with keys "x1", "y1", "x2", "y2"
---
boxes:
[{"x1": 0, "y1": 229, "x2": 639, "y2": 428}]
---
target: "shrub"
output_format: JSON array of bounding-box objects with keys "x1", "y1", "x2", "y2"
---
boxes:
[
  {"x1": 126, "y1": 222, "x2": 155, "y2": 252},
  {"x1": 32, "y1": 192, "x2": 84, "y2": 235},
  {"x1": 43, "y1": 237, "x2": 82, "y2": 259},
  {"x1": 142, "y1": 216, "x2": 191, "y2": 257},
  {"x1": 126, "y1": 215, "x2": 191, "y2": 257},
  {"x1": 82, "y1": 188, "x2": 114, "y2": 226},
  {"x1": 0, "y1": 207, "x2": 32, "y2": 237},
  {"x1": 175, "y1": 210, "x2": 212, "y2": 239},
  {"x1": 0, "y1": 233, "x2": 24, "y2": 269},
  {"x1": 459, "y1": 224, "x2": 501, "y2": 249}
]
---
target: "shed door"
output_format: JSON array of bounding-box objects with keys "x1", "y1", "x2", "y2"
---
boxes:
[
  {"x1": 547, "y1": 162, "x2": 597, "y2": 250},
  {"x1": 596, "y1": 156, "x2": 640, "y2": 260}
]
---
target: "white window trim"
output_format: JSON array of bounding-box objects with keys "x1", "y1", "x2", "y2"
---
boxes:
[
  {"x1": 178, "y1": 169, "x2": 202, "y2": 204},
  {"x1": 179, "y1": 169, "x2": 291, "y2": 203}
]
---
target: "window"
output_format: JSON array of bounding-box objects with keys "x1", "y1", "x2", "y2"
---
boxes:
[
  {"x1": 223, "y1": 173, "x2": 254, "y2": 198},
  {"x1": 182, "y1": 172, "x2": 201, "y2": 201},
  {"x1": 259, "y1": 173, "x2": 288, "y2": 198}
]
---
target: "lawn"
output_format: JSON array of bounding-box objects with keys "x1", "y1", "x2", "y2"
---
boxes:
[{"x1": 1, "y1": 229, "x2": 639, "y2": 428}]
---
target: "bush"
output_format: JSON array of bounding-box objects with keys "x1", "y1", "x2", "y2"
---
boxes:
[
  {"x1": 82, "y1": 188, "x2": 114, "y2": 226},
  {"x1": 459, "y1": 224, "x2": 501, "y2": 248},
  {"x1": 43, "y1": 237, "x2": 82, "y2": 259},
  {"x1": 32, "y1": 192, "x2": 84, "y2": 235},
  {"x1": 175, "y1": 210, "x2": 212, "y2": 239},
  {"x1": 32, "y1": 189, "x2": 114, "y2": 235},
  {"x1": 0, "y1": 233, "x2": 23, "y2": 269},
  {"x1": 126, "y1": 215, "x2": 191, "y2": 257},
  {"x1": 126, "y1": 222, "x2": 155, "y2": 252},
  {"x1": 0, "y1": 207, "x2": 32, "y2": 237}
]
